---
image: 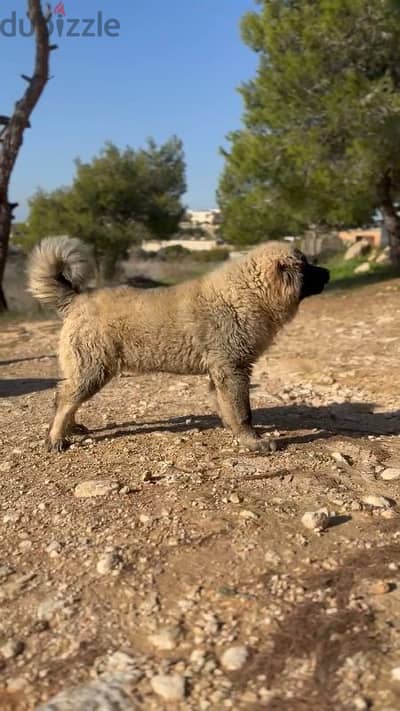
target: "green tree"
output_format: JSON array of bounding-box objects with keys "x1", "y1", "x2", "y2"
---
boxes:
[
  {"x1": 219, "y1": 0, "x2": 400, "y2": 257},
  {"x1": 23, "y1": 188, "x2": 72, "y2": 248},
  {"x1": 24, "y1": 137, "x2": 186, "y2": 273}
]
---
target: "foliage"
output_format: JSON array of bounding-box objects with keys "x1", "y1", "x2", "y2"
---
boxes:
[
  {"x1": 156, "y1": 245, "x2": 230, "y2": 263},
  {"x1": 189, "y1": 247, "x2": 230, "y2": 263},
  {"x1": 323, "y1": 253, "x2": 399, "y2": 290},
  {"x1": 178, "y1": 226, "x2": 208, "y2": 238},
  {"x1": 219, "y1": 0, "x2": 400, "y2": 247},
  {"x1": 22, "y1": 137, "x2": 186, "y2": 270},
  {"x1": 157, "y1": 244, "x2": 192, "y2": 261}
]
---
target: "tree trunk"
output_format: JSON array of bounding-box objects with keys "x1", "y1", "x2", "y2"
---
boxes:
[
  {"x1": 0, "y1": 201, "x2": 11, "y2": 311},
  {"x1": 0, "y1": 0, "x2": 52, "y2": 312},
  {"x1": 378, "y1": 174, "x2": 400, "y2": 264}
]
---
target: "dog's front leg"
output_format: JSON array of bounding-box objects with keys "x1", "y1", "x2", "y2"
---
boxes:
[{"x1": 210, "y1": 366, "x2": 275, "y2": 454}]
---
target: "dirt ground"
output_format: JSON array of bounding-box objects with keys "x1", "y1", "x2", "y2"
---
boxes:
[{"x1": 1, "y1": 279, "x2": 400, "y2": 711}]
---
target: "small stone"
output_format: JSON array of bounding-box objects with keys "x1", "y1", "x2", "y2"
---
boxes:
[
  {"x1": 46, "y1": 541, "x2": 62, "y2": 557},
  {"x1": 149, "y1": 626, "x2": 180, "y2": 651},
  {"x1": 32, "y1": 620, "x2": 50, "y2": 633},
  {"x1": 331, "y1": 451, "x2": 350, "y2": 466},
  {"x1": 381, "y1": 509, "x2": 397, "y2": 519},
  {"x1": 220, "y1": 645, "x2": 249, "y2": 671},
  {"x1": 301, "y1": 508, "x2": 330, "y2": 531},
  {"x1": 119, "y1": 486, "x2": 131, "y2": 495},
  {"x1": 189, "y1": 649, "x2": 206, "y2": 670},
  {"x1": 1, "y1": 639, "x2": 24, "y2": 659},
  {"x1": 367, "y1": 580, "x2": 392, "y2": 595},
  {"x1": 37, "y1": 598, "x2": 67, "y2": 622},
  {"x1": 240, "y1": 690, "x2": 258, "y2": 703},
  {"x1": 96, "y1": 550, "x2": 122, "y2": 575},
  {"x1": 0, "y1": 565, "x2": 14, "y2": 581},
  {"x1": 259, "y1": 688, "x2": 275, "y2": 703},
  {"x1": 240, "y1": 510, "x2": 258, "y2": 520},
  {"x1": 105, "y1": 651, "x2": 140, "y2": 676},
  {"x1": 18, "y1": 540, "x2": 32, "y2": 551},
  {"x1": 74, "y1": 479, "x2": 120, "y2": 498},
  {"x1": 264, "y1": 550, "x2": 281, "y2": 566},
  {"x1": 350, "y1": 500, "x2": 362, "y2": 511},
  {"x1": 381, "y1": 468, "x2": 400, "y2": 481},
  {"x1": 229, "y1": 492, "x2": 241, "y2": 504},
  {"x1": 139, "y1": 514, "x2": 152, "y2": 524},
  {"x1": 362, "y1": 494, "x2": 392, "y2": 509},
  {"x1": 6, "y1": 677, "x2": 29, "y2": 692},
  {"x1": 391, "y1": 666, "x2": 400, "y2": 681},
  {"x1": 353, "y1": 696, "x2": 369, "y2": 710},
  {"x1": 150, "y1": 673, "x2": 186, "y2": 701},
  {"x1": 0, "y1": 462, "x2": 12, "y2": 473}
]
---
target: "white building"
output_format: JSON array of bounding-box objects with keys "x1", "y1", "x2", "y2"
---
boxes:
[{"x1": 185, "y1": 209, "x2": 221, "y2": 226}]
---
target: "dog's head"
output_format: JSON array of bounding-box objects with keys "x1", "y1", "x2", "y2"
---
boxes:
[
  {"x1": 246, "y1": 243, "x2": 329, "y2": 322},
  {"x1": 275, "y1": 248, "x2": 329, "y2": 302}
]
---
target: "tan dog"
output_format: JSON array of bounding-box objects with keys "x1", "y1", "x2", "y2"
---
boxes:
[{"x1": 28, "y1": 237, "x2": 329, "y2": 453}]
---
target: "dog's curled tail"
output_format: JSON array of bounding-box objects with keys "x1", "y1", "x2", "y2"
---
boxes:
[{"x1": 28, "y1": 236, "x2": 93, "y2": 315}]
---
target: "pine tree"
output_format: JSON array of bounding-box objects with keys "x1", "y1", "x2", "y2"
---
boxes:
[{"x1": 219, "y1": 0, "x2": 400, "y2": 258}]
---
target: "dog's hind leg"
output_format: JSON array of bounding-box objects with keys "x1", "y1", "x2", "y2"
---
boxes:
[
  {"x1": 208, "y1": 377, "x2": 226, "y2": 425},
  {"x1": 49, "y1": 391, "x2": 89, "y2": 436},
  {"x1": 46, "y1": 368, "x2": 111, "y2": 452}
]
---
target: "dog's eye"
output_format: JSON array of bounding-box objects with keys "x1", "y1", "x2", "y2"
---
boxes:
[{"x1": 277, "y1": 259, "x2": 290, "y2": 274}]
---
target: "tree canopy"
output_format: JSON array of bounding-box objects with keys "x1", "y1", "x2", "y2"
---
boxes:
[
  {"x1": 23, "y1": 137, "x2": 186, "y2": 270},
  {"x1": 218, "y1": 0, "x2": 400, "y2": 254}
]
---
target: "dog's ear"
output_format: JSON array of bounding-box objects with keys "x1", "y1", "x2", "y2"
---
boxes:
[
  {"x1": 276, "y1": 258, "x2": 297, "y2": 283},
  {"x1": 276, "y1": 255, "x2": 304, "y2": 299}
]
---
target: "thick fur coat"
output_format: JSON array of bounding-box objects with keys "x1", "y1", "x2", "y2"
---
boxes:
[{"x1": 28, "y1": 237, "x2": 329, "y2": 452}]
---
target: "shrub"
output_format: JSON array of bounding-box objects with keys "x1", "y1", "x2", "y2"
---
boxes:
[{"x1": 157, "y1": 245, "x2": 192, "y2": 261}]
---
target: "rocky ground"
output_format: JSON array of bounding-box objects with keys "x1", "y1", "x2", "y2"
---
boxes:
[{"x1": 1, "y1": 279, "x2": 400, "y2": 710}]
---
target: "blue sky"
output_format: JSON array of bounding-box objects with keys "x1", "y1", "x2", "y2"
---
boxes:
[{"x1": 0, "y1": 0, "x2": 257, "y2": 221}]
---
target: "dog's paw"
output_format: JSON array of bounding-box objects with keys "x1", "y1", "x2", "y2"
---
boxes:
[
  {"x1": 239, "y1": 436, "x2": 278, "y2": 455},
  {"x1": 45, "y1": 437, "x2": 69, "y2": 453},
  {"x1": 70, "y1": 423, "x2": 89, "y2": 435}
]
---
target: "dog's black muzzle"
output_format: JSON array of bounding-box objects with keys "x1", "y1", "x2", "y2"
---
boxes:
[{"x1": 300, "y1": 263, "x2": 330, "y2": 300}]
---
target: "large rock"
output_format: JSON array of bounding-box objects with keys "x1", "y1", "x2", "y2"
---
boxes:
[
  {"x1": 354, "y1": 262, "x2": 371, "y2": 274},
  {"x1": 74, "y1": 479, "x2": 120, "y2": 498},
  {"x1": 344, "y1": 239, "x2": 371, "y2": 261},
  {"x1": 376, "y1": 247, "x2": 391, "y2": 264}
]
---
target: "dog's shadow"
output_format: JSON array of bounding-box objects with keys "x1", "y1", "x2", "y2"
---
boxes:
[
  {"x1": 0, "y1": 354, "x2": 56, "y2": 368},
  {"x1": 91, "y1": 401, "x2": 400, "y2": 446},
  {"x1": 0, "y1": 377, "x2": 58, "y2": 397}
]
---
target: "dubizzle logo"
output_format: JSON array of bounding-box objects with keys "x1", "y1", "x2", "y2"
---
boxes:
[
  {"x1": 54, "y1": 2, "x2": 66, "y2": 17},
  {"x1": 0, "y1": 3, "x2": 120, "y2": 38}
]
